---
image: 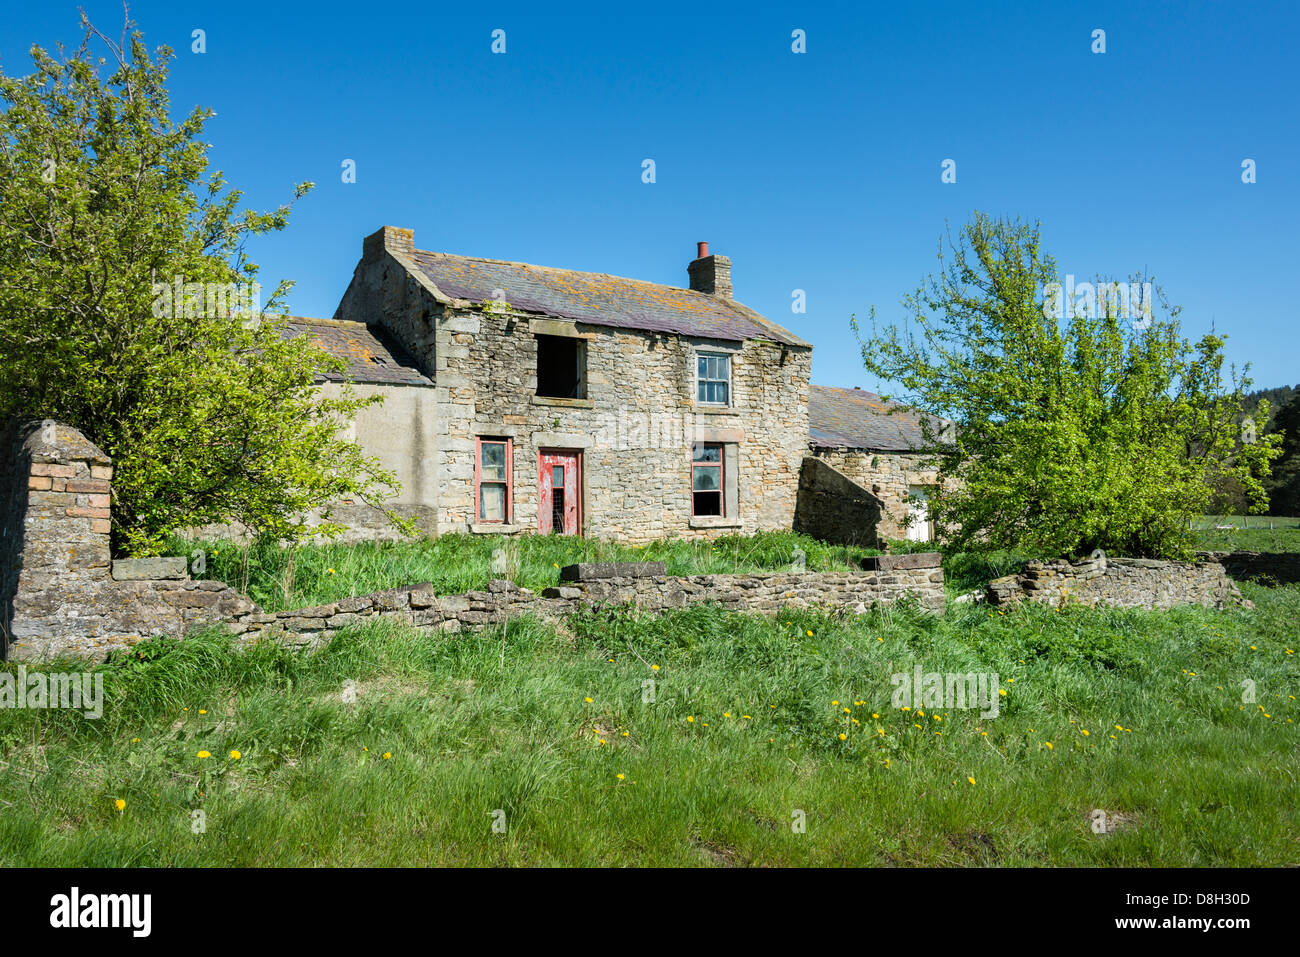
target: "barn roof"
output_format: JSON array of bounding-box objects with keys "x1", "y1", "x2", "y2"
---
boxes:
[
  {"x1": 409, "y1": 250, "x2": 809, "y2": 348},
  {"x1": 809, "y1": 385, "x2": 951, "y2": 452},
  {"x1": 284, "y1": 317, "x2": 431, "y2": 386}
]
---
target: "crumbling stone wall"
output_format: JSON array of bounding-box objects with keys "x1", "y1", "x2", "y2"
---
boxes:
[
  {"x1": 1200, "y1": 550, "x2": 1300, "y2": 586},
  {"x1": 227, "y1": 555, "x2": 947, "y2": 651},
  {"x1": 985, "y1": 554, "x2": 1249, "y2": 610}
]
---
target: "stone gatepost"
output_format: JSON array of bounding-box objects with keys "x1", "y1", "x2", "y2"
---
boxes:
[{"x1": 1, "y1": 421, "x2": 114, "y2": 656}]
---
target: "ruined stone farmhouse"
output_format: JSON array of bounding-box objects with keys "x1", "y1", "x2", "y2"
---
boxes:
[{"x1": 279, "y1": 226, "x2": 948, "y2": 547}]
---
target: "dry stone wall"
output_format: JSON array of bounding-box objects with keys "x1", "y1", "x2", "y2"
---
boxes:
[
  {"x1": 985, "y1": 554, "x2": 1250, "y2": 610},
  {"x1": 228, "y1": 555, "x2": 947, "y2": 652}
]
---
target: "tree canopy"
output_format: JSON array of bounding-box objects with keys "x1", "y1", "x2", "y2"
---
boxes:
[
  {"x1": 852, "y1": 212, "x2": 1280, "y2": 558},
  {"x1": 0, "y1": 16, "x2": 399, "y2": 554}
]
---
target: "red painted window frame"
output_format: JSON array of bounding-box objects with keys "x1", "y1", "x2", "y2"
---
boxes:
[
  {"x1": 474, "y1": 436, "x2": 513, "y2": 524},
  {"x1": 690, "y1": 442, "x2": 724, "y2": 517}
]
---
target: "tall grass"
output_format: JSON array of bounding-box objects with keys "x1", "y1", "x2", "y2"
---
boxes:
[
  {"x1": 166, "y1": 530, "x2": 885, "y2": 612},
  {"x1": 1, "y1": 580, "x2": 1296, "y2": 866}
]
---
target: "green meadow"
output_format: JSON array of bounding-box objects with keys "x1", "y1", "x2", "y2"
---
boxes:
[{"x1": 1, "y1": 523, "x2": 1296, "y2": 866}]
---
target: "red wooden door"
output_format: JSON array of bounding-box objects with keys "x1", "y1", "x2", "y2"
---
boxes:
[{"x1": 538, "y1": 449, "x2": 581, "y2": 535}]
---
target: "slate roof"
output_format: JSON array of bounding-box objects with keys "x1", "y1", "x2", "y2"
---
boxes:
[
  {"x1": 809, "y1": 385, "x2": 952, "y2": 452},
  {"x1": 284, "y1": 317, "x2": 431, "y2": 386},
  {"x1": 408, "y1": 249, "x2": 809, "y2": 347}
]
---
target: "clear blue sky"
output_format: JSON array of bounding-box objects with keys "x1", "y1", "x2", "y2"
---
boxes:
[{"x1": 3, "y1": 0, "x2": 1297, "y2": 393}]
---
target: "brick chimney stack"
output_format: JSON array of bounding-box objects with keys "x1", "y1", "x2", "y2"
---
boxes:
[
  {"x1": 363, "y1": 225, "x2": 415, "y2": 260},
  {"x1": 688, "y1": 242, "x2": 733, "y2": 299}
]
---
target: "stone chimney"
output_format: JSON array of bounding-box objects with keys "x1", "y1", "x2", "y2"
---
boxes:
[
  {"x1": 688, "y1": 241, "x2": 732, "y2": 299},
  {"x1": 363, "y1": 225, "x2": 415, "y2": 260}
]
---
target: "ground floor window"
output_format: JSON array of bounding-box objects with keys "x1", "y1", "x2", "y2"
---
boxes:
[
  {"x1": 475, "y1": 437, "x2": 512, "y2": 523},
  {"x1": 692, "y1": 442, "x2": 724, "y2": 516}
]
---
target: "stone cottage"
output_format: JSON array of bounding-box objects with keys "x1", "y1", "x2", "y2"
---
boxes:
[{"x1": 278, "y1": 226, "x2": 948, "y2": 547}]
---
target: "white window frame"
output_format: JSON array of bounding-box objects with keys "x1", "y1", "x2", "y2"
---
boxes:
[{"x1": 695, "y1": 350, "x2": 732, "y2": 407}]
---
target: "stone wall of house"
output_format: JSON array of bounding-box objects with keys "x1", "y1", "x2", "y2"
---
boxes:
[
  {"x1": 793, "y1": 456, "x2": 885, "y2": 547},
  {"x1": 433, "y1": 303, "x2": 811, "y2": 542},
  {"x1": 804, "y1": 448, "x2": 942, "y2": 541},
  {"x1": 0, "y1": 423, "x2": 255, "y2": 661},
  {"x1": 985, "y1": 554, "x2": 1250, "y2": 610}
]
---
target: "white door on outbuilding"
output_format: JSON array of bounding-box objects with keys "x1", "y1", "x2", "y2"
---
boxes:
[{"x1": 906, "y1": 485, "x2": 933, "y2": 542}]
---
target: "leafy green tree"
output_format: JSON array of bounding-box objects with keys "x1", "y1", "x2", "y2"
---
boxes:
[
  {"x1": 0, "y1": 16, "x2": 400, "y2": 554},
  {"x1": 851, "y1": 212, "x2": 1280, "y2": 558},
  {"x1": 1264, "y1": 392, "x2": 1300, "y2": 516}
]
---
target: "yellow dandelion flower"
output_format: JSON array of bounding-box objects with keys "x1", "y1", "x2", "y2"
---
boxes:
[
  {"x1": 229, "y1": 750, "x2": 241, "y2": 760},
  {"x1": 616, "y1": 773, "x2": 625, "y2": 780},
  {"x1": 1044, "y1": 742, "x2": 1053, "y2": 750},
  {"x1": 998, "y1": 689, "x2": 1007, "y2": 697},
  {"x1": 131, "y1": 737, "x2": 140, "y2": 743},
  {"x1": 686, "y1": 716, "x2": 694, "y2": 723},
  {"x1": 327, "y1": 568, "x2": 335, "y2": 574},
  {"x1": 1080, "y1": 729, "x2": 1090, "y2": 736},
  {"x1": 838, "y1": 733, "x2": 847, "y2": 740},
  {"x1": 806, "y1": 630, "x2": 813, "y2": 637},
  {"x1": 743, "y1": 715, "x2": 751, "y2": 720},
  {"x1": 724, "y1": 712, "x2": 731, "y2": 718},
  {"x1": 584, "y1": 697, "x2": 593, "y2": 703},
  {"x1": 651, "y1": 664, "x2": 660, "y2": 671},
  {"x1": 382, "y1": 752, "x2": 391, "y2": 759},
  {"x1": 621, "y1": 732, "x2": 629, "y2": 737},
  {"x1": 198, "y1": 709, "x2": 207, "y2": 715},
  {"x1": 114, "y1": 799, "x2": 126, "y2": 811},
  {"x1": 197, "y1": 750, "x2": 211, "y2": 759},
  {"x1": 967, "y1": 776, "x2": 976, "y2": 785}
]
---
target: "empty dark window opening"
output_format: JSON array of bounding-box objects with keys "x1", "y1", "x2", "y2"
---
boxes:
[
  {"x1": 536, "y1": 335, "x2": 586, "y2": 398},
  {"x1": 692, "y1": 442, "x2": 723, "y2": 516}
]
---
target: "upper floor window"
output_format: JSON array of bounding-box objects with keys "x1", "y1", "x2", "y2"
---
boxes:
[
  {"x1": 537, "y1": 335, "x2": 586, "y2": 399},
  {"x1": 696, "y1": 352, "x2": 731, "y2": 405}
]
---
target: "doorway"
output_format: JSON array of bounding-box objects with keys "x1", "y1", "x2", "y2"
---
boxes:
[{"x1": 538, "y1": 449, "x2": 582, "y2": 535}]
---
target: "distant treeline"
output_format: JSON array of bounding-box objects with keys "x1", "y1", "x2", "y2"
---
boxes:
[{"x1": 1211, "y1": 383, "x2": 1300, "y2": 515}]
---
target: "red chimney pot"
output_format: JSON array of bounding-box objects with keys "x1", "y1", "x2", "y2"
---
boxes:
[{"x1": 696, "y1": 241, "x2": 709, "y2": 259}]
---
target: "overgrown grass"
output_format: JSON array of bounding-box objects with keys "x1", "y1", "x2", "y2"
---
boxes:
[
  {"x1": 1, "y1": 582, "x2": 1296, "y2": 866},
  {"x1": 166, "y1": 530, "x2": 886, "y2": 613}
]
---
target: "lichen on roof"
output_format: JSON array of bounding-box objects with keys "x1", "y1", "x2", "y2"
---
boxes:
[
  {"x1": 809, "y1": 385, "x2": 953, "y2": 452},
  {"x1": 283, "y1": 317, "x2": 431, "y2": 386},
  {"x1": 409, "y1": 250, "x2": 809, "y2": 347}
]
